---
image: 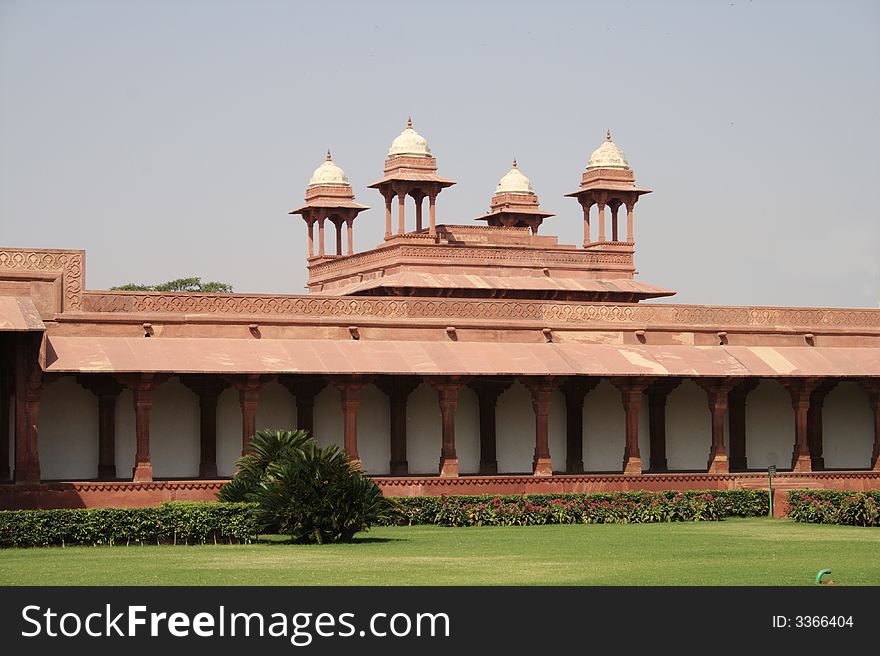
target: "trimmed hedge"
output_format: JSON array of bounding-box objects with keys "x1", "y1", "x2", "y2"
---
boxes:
[
  {"x1": 383, "y1": 490, "x2": 769, "y2": 527},
  {"x1": 787, "y1": 490, "x2": 880, "y2": 527},
  {"x1": 0, "y1": 502, "x2": 259, "y2": 548}
]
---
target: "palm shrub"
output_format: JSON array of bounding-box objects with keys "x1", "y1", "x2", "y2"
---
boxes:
[
  {"x1": 249, "y1": 442, "x2": 397, "y2": 544},
  {"x1": 218, "y1": 428, "x2": 396, "y2": 543},
  {"x1": 217, "y1": 429, "x2": 311, "y2": 502}
]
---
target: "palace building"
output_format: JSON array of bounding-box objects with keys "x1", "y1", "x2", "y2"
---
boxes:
[{"x1": 1, "y1": 121, "x2": 879, "y2": 510}]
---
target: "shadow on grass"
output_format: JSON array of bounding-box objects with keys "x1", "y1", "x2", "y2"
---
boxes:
[{"x1": 256, "y1": 535, "x2": 405, "y2": 546}]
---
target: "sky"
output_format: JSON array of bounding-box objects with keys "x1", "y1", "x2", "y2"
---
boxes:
[{"x1": 1, "y1": 0, "x2": 878, "y2": 307}]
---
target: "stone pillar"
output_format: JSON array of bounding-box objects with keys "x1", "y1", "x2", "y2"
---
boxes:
[
  {"x1": 428, "y1": 192, "x2": 437, "y2": 237},
  {"x1": 384, "y1": 193, "x2": 393, "y2": 239},
  {"x1": 377, "y1": 376, "x2": 420, "y2": 475},
  {"x1": 413, "y1": 192, "x2": 425, "y2": 232},
  {"x1": 612, "y1": 378, "x2": 648, "y2": 475},
  {"x1": 610, "y1": 202, "x2": 620, "y2": 242},
  {"x1": 0, "y1": 368, "x2": 12, "y2": 482},
  {"x1": 346, "y1": 216, "x2": 354, "y2": 256},
  {"x1": 560, "y1": 378, "x2": 598, "y2": 474},
  {"x1": 647, "y1": 379, "x2": 680, "y2": 472},
  {"x1": 728, "y1": 379, "x2": 758, "y2": 471},
  {"x1": 181, "y1": 376, "x2": 229, "y2": 479},
  {"x1": 131, "y1": 374, "x2": 156, "y2": 483},
  {"x1": 625, "y1": 198, "x2": 636, "y2": 243},
  {"x1": 698, "y1": 379, "x2": 736, "y2": 474},
  {"x1": 306, "y1": 218, "x2": 315, "y2": 258},
  {"x1": 397, "y1": 188, "x2": 406, "y2": 235},
  {"x1": 525, "y1": 377, "x2": 555, "y2": 476},
  {"x1": 807, "y1": 381, "x2": 837, "y2": 471},
  {"x1": 236, "y1": 374, "x2": 261, "y2": 456},
  {"x1": 334, "y1": 219, "x2": 343, "y2": 255},
  {"x1": 782, "y1": 378, "x2": 821, "y2": 472},
  {"x1": 861, "y1": 380, "x2": 880, "y2": 471},
  {"x1": 431, "y1": 378, "x2": 462, "y2": 477},
  {"x1": 581, "y1": 202, "x2": 592, "y2": 247},
  {"x1": 334, "y1": 378, "x2": 365, "y2": 468},
  {"x1": 597, "y1": 201, "x2": 606, "y2": 243},
  {"x1": 280, "y1": 375, "x2": 326, "y2": 438},
  {"x1": 317, "y1": 216, "x2": 326, "y2": 257},
  {"x1": 14, "y1": 333, "x2": 41, "y2": 484},
  {"x1": 78, "y1": 375, "x2": 124, "y2": 480},
  {"x1": 470, "y1": 378, "x2": 511, "y2": 475}
]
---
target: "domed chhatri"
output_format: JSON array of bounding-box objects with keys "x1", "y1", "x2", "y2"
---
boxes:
[
  {"x1": 586, "y1": 130, "x2": 630, "y2": 170},
  {"x1": 388, "y1": 117, "x2": 432, "y2": 158},
  {"x1": 476, "y1": 159, "x2": 553, "y2": 234},
  {"x1": 494, "y1": 159, "x2": 534, "y2": 195},
  {"x1": 308, "y1": 150, "x2": 350, "y2": 187}
]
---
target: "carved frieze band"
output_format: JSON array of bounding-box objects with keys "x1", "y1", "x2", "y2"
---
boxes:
[
  {"x1": 309, "y1": 245, "x2": 633, "y2": 277},
  {"x1": 80, "y1": 292, "x2": 880, "y2": 329},
  {"x1": 0, "y1": 249, "x2": 84, "y2": 310}
]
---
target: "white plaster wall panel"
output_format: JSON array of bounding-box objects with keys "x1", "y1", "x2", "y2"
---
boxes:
[
  {"x1": 549, "y1": 389, "x2": 567, "y2": 472},
  {"x1": 496, "y1": 381, "x2": 537, "y2": 473},
  {"x1": 255, "y1": 380, "x2": 297, "y2": 434},
  {"x1": 115, "y1": 388, "x2": 136, "y2": 478},
  {"x1": 216, "y1": 387, "x2": 242, "y2": 477},
  {"x1": 406, "y1": 383, "x2": 441, "y2": 475},
  {"x1": 455, "y1": 385, "x2": 480, "y2": 474},
  {"x1": 357, "y1": 383, "x2": 390, "y2": 475},
  {"x1": 582, "y1": 380, "x2": 625, "y2": 472},
  {"x1": 150, "y1": 377, "x2": 200, "y2": 478},
  {"x1": 313, "y1": 385, "x2": 344, "y2": 449},
  {"x1": 823, "y1": 382, "x2": 873, "y2": 469},
  {"x1": 38, "y1": 376, "x2": 98, "y2": 480},
  {"x1": 745, "y1": 380, "x2": 792, "y2": 470},
  {"x1": 666, "y1": 380, "x2": 711, "y2": 471}
]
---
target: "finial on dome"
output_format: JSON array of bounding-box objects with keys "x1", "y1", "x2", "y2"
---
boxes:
[
  {"x1": 407, "y1": 116, "x2": 413, "y2": 129},
  {"x1": 326, "y1": 149, "x2": 332, "y2": 161},
  {"x1": 512, "y1": 158, "x2": 517, "y2": 168},
  {"x1": 606, "y1": 129, "x2": 612, "y2": 142}
]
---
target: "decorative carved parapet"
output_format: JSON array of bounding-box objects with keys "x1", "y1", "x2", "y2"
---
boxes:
[
  {"x1": 0, "y1": 248, "x2": 84, "y2": 312},
  {"x1": 79, "y1": 292, "x2": 880, "y2": 330}
]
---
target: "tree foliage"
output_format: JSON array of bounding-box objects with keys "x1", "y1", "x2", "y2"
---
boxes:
[{"x1": 111, "y1": 277, "x2": 233, "y2": 293}]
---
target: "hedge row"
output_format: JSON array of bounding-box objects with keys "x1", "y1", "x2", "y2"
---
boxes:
[
  {"x1": 0, "y1": 502, "x2": 259, "y2": 548},
  {"x1": 787, "y1": 490, "x2": 880, "y2": 527},
  {"x1": 382, "y1": 490, "x2": 769, "y2": 527}
]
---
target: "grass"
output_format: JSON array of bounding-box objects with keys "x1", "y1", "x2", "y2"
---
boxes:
[{"x1": 1, "y1": 518, "x2": 878, "y2": 586}]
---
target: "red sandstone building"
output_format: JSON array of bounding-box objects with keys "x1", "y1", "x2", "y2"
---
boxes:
[{"x1": 1, "y1": 122, "x2": 878, "y2": 510}]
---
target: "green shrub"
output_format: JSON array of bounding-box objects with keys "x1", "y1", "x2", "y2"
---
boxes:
[
  {"x1": 219, "y1": 429, "x2": 396, "y2": 544},
  {"x1": 382, "y1": 490, "x2": 769, "y2": 527},
  {"x1": 788, "y1": 490, "x2": 880, "y2": 526},
  {"x1": 0, "y1": 502, "x2": 258, "y2": 548}
]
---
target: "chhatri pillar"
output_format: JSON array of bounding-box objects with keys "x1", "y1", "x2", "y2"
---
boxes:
[
  {"x1": 368, "y1": 118, "x2": 455, "y2": 239},
  {"x1": 289, "y1": 150, "x2": 368, "y2": 262},
  {"x1": 566, "y1": 131, "x2": 651, "y2": 249}
]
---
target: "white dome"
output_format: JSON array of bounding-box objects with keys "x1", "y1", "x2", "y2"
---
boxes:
[
  {"x1": 388, "y1": 117, "x2": 431, "y2": 157},
  {"x1": 308, "y1": 151, "x2": 349, "y2": 187},
  {"x1": 586, "y1": 130, "x2": 630, "y2": 170},
  {"x1": 494, "y1": 160, "x2": 533, "y2": 194}
]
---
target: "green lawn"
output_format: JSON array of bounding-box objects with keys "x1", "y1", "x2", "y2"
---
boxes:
[{"x1": 1, "y1": 518, "x2": 877, "y2": 586}]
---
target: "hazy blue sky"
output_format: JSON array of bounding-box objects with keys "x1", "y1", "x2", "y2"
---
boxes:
[{"x1": 1, "y1": 0, "x2": 878, "y2": 307}]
